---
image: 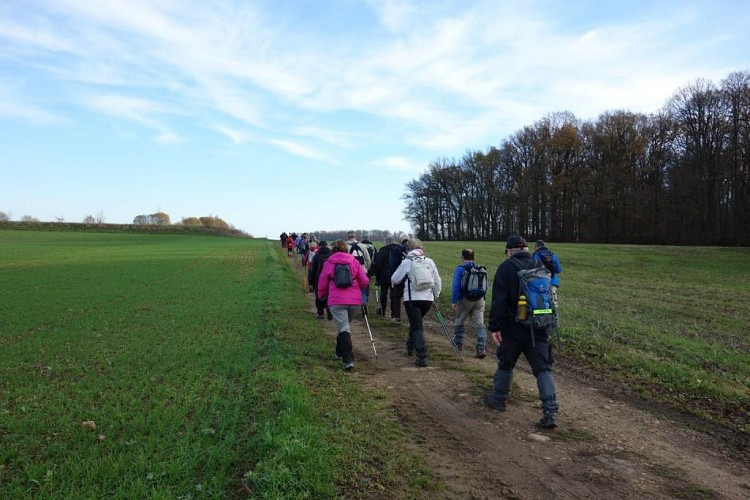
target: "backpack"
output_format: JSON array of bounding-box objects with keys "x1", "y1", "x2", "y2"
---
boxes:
[
  {"x1": 536, "y1": 248, "x2": 557, "y2": 277},
  {"x1": 333, "y1": 263, "x2": 353, "y2": 288},
  {"x1": 509, "y1": 258, "x2": 556, "y2": 330},
  {"x1": 460, "y1": 264, "x2": 488, "y2": 301},
  {"x1": 349, "y1": 243, "x2": 366, "y2": 265},
  {"x1": 408, "y1": 256, "x2": 434, "y2": 291}
]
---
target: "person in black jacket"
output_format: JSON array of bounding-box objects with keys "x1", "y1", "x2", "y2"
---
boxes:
[
  {"x1": 483, "y1": 235, "x2": 559, "y2": 429},
  {"x1": 387, "y1": 233, "x2": 409, "y2": 324},
  {"x1": 372, "y1": 237, "x2": 399, "y2": 316},
  {"x1": 310, "y1": 240, "x2": 333, "y2": 319}
]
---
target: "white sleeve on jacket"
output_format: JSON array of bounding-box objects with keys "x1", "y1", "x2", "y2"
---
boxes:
[
  {"x1": 390, "y1": 259, "x2": 410, "y2": 285},
  {"x1": 430, "y1": 258, "x2": 442, "y2": 298}
]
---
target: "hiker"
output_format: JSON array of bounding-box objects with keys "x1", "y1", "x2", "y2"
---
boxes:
[
  {"x1": 318, "y1": 239, "x2": 369, "y2": 370},
  {"x1": 298, "y1": 234, "x2": 310, "y2": 265},
  {"x1": 483, "y1": 235, "x2": 559, "y2": 429},
  {"x1": 310, "y1": 241, "x2": 333, "y2": 319},
  {"x1": 451, "y1": 248, "x2": 488, "y2": 358},
  {"x1": 346, "y1": 230, "x2": 372, "y2": 310},
  {"x1": 306, "y1": 241, "x2": 318, "y2": 291},
  {"x1": 390, "y1": 239, "x2": 442, "y2": 367},
  {"x1": 280, "y1": 232, "x2": 288, "y2": 248},
  {"x1": 533, "y1": 240, "x2": 562, "y2": 308},
  {"x1": 372, "y1": 236, "x2": 400, "y2": 316},
  {"x1": 388, "y1": 233, "x2": 410, "y2": 324},
  {"x1": 285, "y1": 236, "x2": 295, "y2": 258}
]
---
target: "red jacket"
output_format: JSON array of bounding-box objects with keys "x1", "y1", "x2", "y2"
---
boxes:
[{"x1": 318, "y1": 251, "x2": 369, "y2": 306}]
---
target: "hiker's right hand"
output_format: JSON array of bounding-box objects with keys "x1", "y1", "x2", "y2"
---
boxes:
[{"x1": 492, "y1": 331, "x2": 503, "y2": 345}]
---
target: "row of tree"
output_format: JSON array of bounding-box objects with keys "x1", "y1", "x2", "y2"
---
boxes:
[
  {"x1": 132, "y1": 213, "x2": 232, "y2": 230},
  {"x1": 403, "y1": 71, "x2": 750, "y2": 245}
]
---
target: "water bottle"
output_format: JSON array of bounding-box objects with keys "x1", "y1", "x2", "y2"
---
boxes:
[{"x1": 518, "y1": 294, "x2": 527, "y2": 320}]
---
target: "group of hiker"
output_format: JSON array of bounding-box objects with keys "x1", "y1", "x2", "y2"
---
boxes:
[{"x1": 278, "y1": 230, "x2": 563, "y2": 429}]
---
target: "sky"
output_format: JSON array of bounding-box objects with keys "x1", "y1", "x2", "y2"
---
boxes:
[{"x1": 1, "y1": 1, "x2": 748, "y2": 239}]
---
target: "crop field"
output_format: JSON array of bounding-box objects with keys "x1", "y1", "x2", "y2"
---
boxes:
[
  {"x1": 1, "y1": 231, "x2": 748, "y2": 497},
  {"x1": 424, "y1": 240, "x2": 750, "y2": 435},
  {"x1": 0, "y1": 231, "x2": 431, "y2": 497}
]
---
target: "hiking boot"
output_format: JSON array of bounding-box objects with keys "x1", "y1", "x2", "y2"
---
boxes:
[
  {"x1": 415, "y1": 357, "x2": 427, "y2": 367},
  {"x1": 453, "y1": 342, "x2": 463, "y2": 351},
  {"x1": 326, "y1": 309, "x2": 333, "y2": 321},
  {"x1": 483, "y1": 393, "x2": 507, "y2": 411},
  {"x1": 317, "y1": 313, "x2": 324, "y2": 320},
  {"x1": 376, "y1": 307, "x2": 383, "y2": 316},
  {"x1": 343, "y1": 361, "x2": 354, "y2": 371},
  {"x1": 406, "y1": 348, "x2": 414, "y2": 357},
  {"x1": 536, "y1": 414, "x2": 558, "y2": 429},
  {"x1": 475, "y1": 347, "x2": 486, "y2": 359},
  {"x1": 390, "y1": 317, "x2": 401, "y2": 324}
]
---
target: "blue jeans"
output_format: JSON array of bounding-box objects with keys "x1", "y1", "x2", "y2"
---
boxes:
[
  {"x1": 453, "y1": 298, "x2": 487, "y2": 350},
  {"x1": 492, "y1": 335, "x2": 559, "y2": 414}
]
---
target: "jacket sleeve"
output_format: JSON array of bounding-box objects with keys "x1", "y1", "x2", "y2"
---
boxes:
[
  {"x1": 488, "y1": 262, "x2": 511, "y2": 332},
  {"x1": 354, "y1": 260, "x2": 370, "y2": 289},
  {"x1": 554, "y1": 254, "x2": 562, "y2": 274},
  {"x1": 431, "y1": 259, "x2": 442, "y2": 298},
  {"x1": 391, "y1": 259, "x2": 409, "y2": 285},
  {"x1": 318, "y1": 261, "x2": 331, "y2": 299},
  {"x1": 451, "y1": 266, "x2": 464, "y2": 304}
]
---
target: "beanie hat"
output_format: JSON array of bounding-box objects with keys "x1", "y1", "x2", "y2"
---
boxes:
[
  {"x1": 319, "y1": 240, "x2": 328, "y2": 246},
  {"x1": 505, "y1": 235, "x2": 527, "y2": 249},
  {"x1": 399, "y1": 233, "x2": 409, "y2": 243}
]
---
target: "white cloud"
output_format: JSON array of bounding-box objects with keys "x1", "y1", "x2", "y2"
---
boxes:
[
  {"x1": 372, "y1": 156, "x2": 425, "y2": 172},
  {"x1": 265, "y1": 138, "x2": 333, "y2": 163}
]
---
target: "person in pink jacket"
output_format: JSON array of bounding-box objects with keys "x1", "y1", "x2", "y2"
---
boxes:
[{"x1": 318, "y1": 239, "x2": 370, "y2": 370}]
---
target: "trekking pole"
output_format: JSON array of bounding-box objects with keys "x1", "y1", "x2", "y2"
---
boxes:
[
  {"x1": 433, "y1": 303, "x2": 463, "y2": 362},
  {"x1": 361, "y1": 305, "x2": 378, "y2": 359}
]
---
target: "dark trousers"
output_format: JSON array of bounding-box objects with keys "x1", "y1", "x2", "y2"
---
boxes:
[
  {"x1": 404, "y1": 300, "x2": 432, "y2": 359},
  {"x1": 493, "y1": 335, "x2": 558, "y2": 413},
  {"x1": 377, "y1": 283, "x2": 390, "y2": 312},
  {"x1": 391, "y1": 283, "x2": 405, "y2": 319}
]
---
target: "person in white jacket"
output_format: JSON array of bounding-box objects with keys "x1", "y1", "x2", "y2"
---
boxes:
[{"x1": 390, "y1": 239, "x2": 442, "y2": 367}]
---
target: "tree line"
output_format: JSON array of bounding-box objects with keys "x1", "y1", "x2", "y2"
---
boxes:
[{"x1": 403, "y1": 71, "x2": 750, "y2": 245}]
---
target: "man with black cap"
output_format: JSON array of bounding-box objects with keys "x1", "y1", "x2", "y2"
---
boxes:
[{"x1": 483, "y1": 235, "x2": 560, "y2": 429}]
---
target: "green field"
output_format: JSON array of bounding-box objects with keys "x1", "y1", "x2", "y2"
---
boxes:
[
  {"x1": 1, "y1": 231, "x2": 748, "y2": 497},
  {"x1": 424, "y1": 240, "x2": 750, "y2": 435},
  {"x1": 0, "y1": 231, "x2": 432, "y2": 497}
]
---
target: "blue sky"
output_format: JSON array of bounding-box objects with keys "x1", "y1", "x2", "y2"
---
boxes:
[{"x1": 1, "y1": 0, "x2": 748, "y2": 238}]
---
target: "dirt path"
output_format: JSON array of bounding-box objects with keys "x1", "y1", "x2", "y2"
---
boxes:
[{"x1": 298, "y1": 270, "x2": 749, "y2": 498}]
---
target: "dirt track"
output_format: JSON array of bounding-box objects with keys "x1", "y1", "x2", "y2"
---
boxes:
[{"x1": 299, "y1": 270, "x2": 750, "y2": 499}]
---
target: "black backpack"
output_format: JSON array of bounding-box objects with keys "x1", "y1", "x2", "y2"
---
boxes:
[
  {"x1": 349, "y1": 243, "x2": 366, "y2": 265},
  {"x1": 333, "y1": 263, "x2": 353, "y2": 288}
]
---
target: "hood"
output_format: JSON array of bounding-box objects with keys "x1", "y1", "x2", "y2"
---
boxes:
[
  {"x1": 407, "y1": 248, "x2": 425, "y2": 258},
  {"x1": 327, "y1": 252, "x2": 355, "y2": 264}
]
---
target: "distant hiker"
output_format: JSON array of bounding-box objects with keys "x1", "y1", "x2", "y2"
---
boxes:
[
  {"x1": 286, "y1": 236, "x2": 295, "y2": 258},
  {"x1": 390, "y1": 239, "x2": 442, "y2": 367},
  {"x1": 451, "y1": 248, "x2": 488, "y2": 358},
  {"x1": 318, "y1": 239, "x2": 370, "y2": 370},
  {"x1": 346, "y1": 230, "x2": 372, "y2": 311},
  {"x1": 280, "y1": 232, "x2": 288, "y2": 248},
  {"x1": 372, "y1": 236, "x2": 400, "y2": 316},
  {"x1": 306, "y1": 241, "x2": 318, "y2": 291},
  {"x1": 388, "y1": 233, "x2": 410, "y2": 324},
  {"x1": 299, "y1": 234, "x2": 310, "y2": 266},
  {"x1": 483, "y1": 235, "x2": 559, "y2": 429},
  {"x1": 310, "y1": 241, "x2": 333, "y2": 319},
  {"x1": 533, "y1": 240, "x2": 562, "y2": 308}
]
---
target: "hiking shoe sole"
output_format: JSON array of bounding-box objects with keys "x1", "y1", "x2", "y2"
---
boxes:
[{"x1": 343, "y1": 362, "x2": 354, "y2": 371}]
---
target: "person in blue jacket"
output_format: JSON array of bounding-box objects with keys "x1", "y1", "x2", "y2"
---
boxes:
[
  {"x1": 532, "y1": 240, "x2": 562, "y2": 308},
  {"x1": 450, "y1": 248, "x2": 487, "y2": 358}
]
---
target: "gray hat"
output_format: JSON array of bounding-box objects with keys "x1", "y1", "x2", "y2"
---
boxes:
[
  {"x1": 399, "y1": 233, "x2": 409, "y2": 243},
  {"x1": 384, "y1": 236, "x2": 393, "y2": 245},
  {"x1": 347, "y1": 230, "x2": 356, "y2": 237}
]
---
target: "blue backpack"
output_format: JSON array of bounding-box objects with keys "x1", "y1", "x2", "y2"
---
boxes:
[{"x1": 509, "y1": 258, "x2": 556, "y2": 344}]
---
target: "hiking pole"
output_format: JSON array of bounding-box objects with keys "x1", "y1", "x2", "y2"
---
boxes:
[
  {"x1": 433, "y1": 303, "x2": 463, "y2": 362},
  {"x1": 361, "y1": 305, "x2": 378, "y2": 359}
]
